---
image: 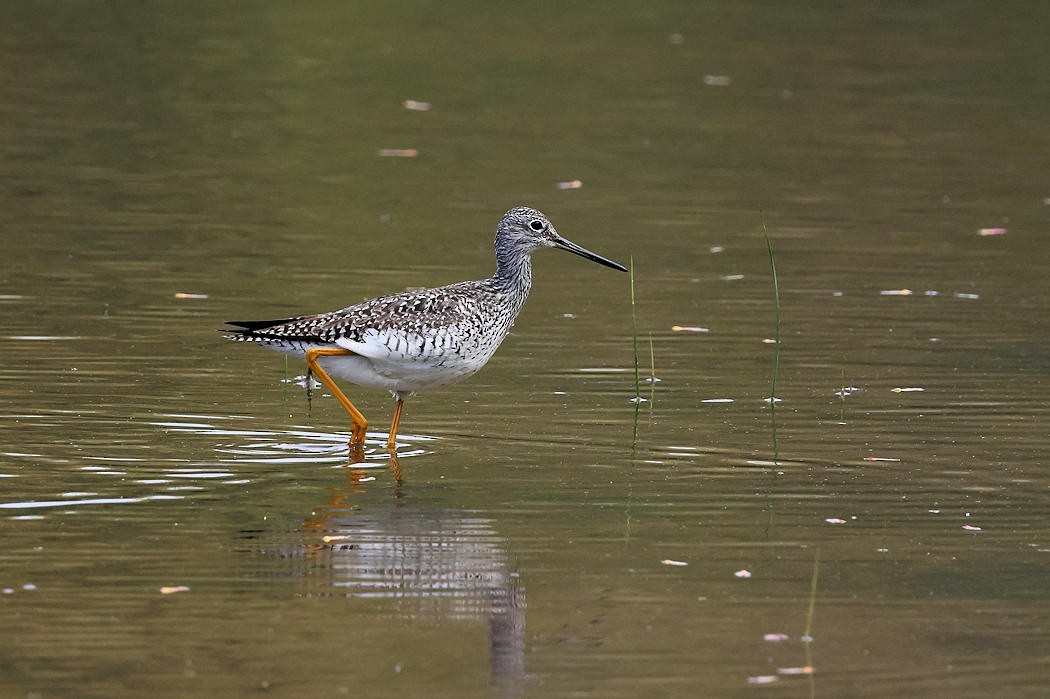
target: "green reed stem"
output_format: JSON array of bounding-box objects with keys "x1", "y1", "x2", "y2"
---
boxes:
[
  {"x1": 763, "y1": 222, "x2": 781, "y2": 463},
  {"x1": 629, "y1": 256, "x2": 640, "y2": 401},
  {"x1": 764, "y1": 225, "x2": 781, "y2": 403}
]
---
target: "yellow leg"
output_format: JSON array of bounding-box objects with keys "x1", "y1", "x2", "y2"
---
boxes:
[
  {"x1": 304, "y1": 347, "x2": 368, "y2": 447},
  {"x1": 387, "y1": 399, "x2": 404, "y2": 451}
]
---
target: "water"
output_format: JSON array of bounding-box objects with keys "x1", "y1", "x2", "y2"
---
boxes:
[{"x1": 2, "y1": 2, "x2": 1050, "y2": 697}]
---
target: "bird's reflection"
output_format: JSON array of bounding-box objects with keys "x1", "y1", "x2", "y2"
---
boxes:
[{"x1": 288, "y1": 452, "x2": 526, "y2": 685}]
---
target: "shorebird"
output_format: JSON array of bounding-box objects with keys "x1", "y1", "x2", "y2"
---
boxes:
[{"x1": 221, "y1": 206, "x2": 627, "y2": 450}]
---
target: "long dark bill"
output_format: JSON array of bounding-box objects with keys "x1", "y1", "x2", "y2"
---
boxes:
[{"x1": 553, "y1": 235, "x2": 628, "y2": 272}]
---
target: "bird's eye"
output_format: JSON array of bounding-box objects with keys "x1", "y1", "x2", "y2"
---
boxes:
[{"x1": 529, "y1": 220, "x2": 545, "y2": 231}]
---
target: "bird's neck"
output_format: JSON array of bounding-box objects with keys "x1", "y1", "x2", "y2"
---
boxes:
[{"x1": 493, "y1": 245, "x2": 533, "y2": 307}]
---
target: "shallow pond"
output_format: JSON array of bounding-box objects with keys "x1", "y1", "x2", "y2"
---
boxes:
[{"x1": 2, "y1": 3, "x2": 1049, "y2": 697}]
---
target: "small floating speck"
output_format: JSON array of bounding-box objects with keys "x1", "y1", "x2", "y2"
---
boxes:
[
  {"x1": 556, "y1": 179, "x2": 583, "y2": 190},
  {"x1": 709, "y1": 245, "x2": 725, "y2": 253},
  {"x1": 160, "y1": 586, "x2": 190, "y2": 595},
  {"x1": 402, "y1": 100, "x2": 431, "y2": 111},
  {"x1": 669, "y1": 33, "x2": 684, "y2": 45},
  {"x1": 22, "y1": 583, "x2": 36, "y2": 591},
  {"x1": 671, "y1": 325, "x2": 709, "y2": 333},
  {"x1": 977, "y1": 227, "x2": 1006, "y2": 236},
  {"x1": 924, "y1": 290, "x2": 939, "y2": 296},
  {"x1": 703, "y1": 74, "x2": 732, "y2": 86},
  {"x1": 378, "y1": 148, "x2": 418, "y2": 157},
  {"x1": 702, "y1": 398, "x2": 734, "y2": 403},
  {"x1": 863, "y1": 457, "x2": 900, "y2": 462},
  {"x1": 721, "y1": 274, "x2": 744, "y2": 281},
  {"x1": 954, "y1": 292, "x2": 980, "y2": 300},
  {"x1": 761, "y1": 338, "x2": 778, "y2": 344},
  {"x1": 962, "y1": 524, "x2": 982, "y2": 531},
  {"x1": 323, "y1": 535, "x2": 351, "y2": 543},
  {"x1": 661, "y1": 559, "x2": 688, "y2": 567},
  {"x1": 748, "y1": 676, "x2": 778, "y2": 685},
  {"x1": 825, "y1": 518, "x2": 847, "y2": 524},
  {"x1": 764, "y1": 633, "x2": 790, "y2": 642},
  {"x1": 881, "y1": 289, "x2": 913, "y2": 296},
  {"x1": 734, "y1": 569, "x2": 752, "y2": 579},
  {"x1": 892, "y1": 387, "x2": 924, "y2": 393},
  {"x1": 174, "y1": 292, "x2": 208, "y2": 300},
  {"x1": 778, "y1": 666, "x2": 814, "y2": 676},
  {"x1": 928, "y1": 509, "x2": 941, "y2": 514},
  {"x1": 832, "y1": 291, "x2": 844, "y2": 297}
]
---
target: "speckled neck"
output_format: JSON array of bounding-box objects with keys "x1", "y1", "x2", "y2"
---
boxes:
[{"x1": 493, "y1": 238, "x2": 534, "y2": 310}]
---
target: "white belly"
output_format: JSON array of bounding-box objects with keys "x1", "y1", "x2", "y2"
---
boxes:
[{"x1": 260, "y1": 332, "x2": 501, "y2": 398}]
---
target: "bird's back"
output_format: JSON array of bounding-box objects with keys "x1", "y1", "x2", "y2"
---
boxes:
[{"x1": 223, "y1": 276, "x2": 524, "y2": 392}]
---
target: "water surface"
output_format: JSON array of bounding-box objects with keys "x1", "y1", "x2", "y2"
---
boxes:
[{"x1": 2, "y1": 2, "x2": 1049, "y2": 697}]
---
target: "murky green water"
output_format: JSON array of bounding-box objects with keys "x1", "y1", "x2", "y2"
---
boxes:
[{"x1": 3, "y1": 2, "x2": 1049, "y2": 697}]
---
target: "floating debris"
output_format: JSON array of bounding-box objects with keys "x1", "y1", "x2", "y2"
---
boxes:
[
  {"x1": 556, "y1": 179, "x2": 583, "y2": 190},
  {"x1": 962, "y1": 524, "x2": 983, "y2": 531},
  {"x1": 880, "y1": 289, "x2": 913, "y2": 296},
  {"x1": 661, "y1": 559, "x2": 689, "y2": 567},
  {"x1": 709, "y1": 245, "x2": 725, "y2": 253},
  {"x1": 977, "y1": 227, "x2": 1006, "y2": 236},
  {"x1": 671, "y1": 325, "x2": 709, "y2": 333},
  {"x1": 764, "y1": 633, "x2": 790, "y2": 642},
  {"x1": 377, "y1": 148, "x2": 418, "y2": 158},
  {"x1": 174, "y1": 292, "x2": 208, "y2": 300},
  {"x1": 863, "y1": 457, "x2": 900, "y2": 462},
  {"x1": 703, "y1": 74, "x2": 732, "y2": 86},
  {"x1": 160, "y1": 586, "x2": 190, "y2": 595},
  {"x1": 778, "y1": 666, "x2": 814, "y2": 676},
  {"x1": 825, "y1": 518, "x2": 847, "y2": 524},
  {"x1": 721, "y1": 274, "x2": 744, "y2": 281},
  {"x1": 748, "y1": 676, "x2": 779, "y2": 685},
  {"x1": 734, "y1": 569, "x2": 752, "y2": 579},
  {"x1": 761, "y1": 338, "x2": 778, "y2": 344},
  {"x1": 924, "y1": 290, "x2": 939, "y2": 296},
  {"x1": 954, "y1": 292, "x2": 980, "y2": 300},
  {"x1": 402, "y1": 100, "x2": 431, "y2": 111},
  {"x1": 892, "y1": 387, "x2": 924, "y2": 393}
]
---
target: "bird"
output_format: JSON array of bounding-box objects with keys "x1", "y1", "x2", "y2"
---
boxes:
[{"x1": 221, "y1": 206, "x2": 627, "y2": 451}]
